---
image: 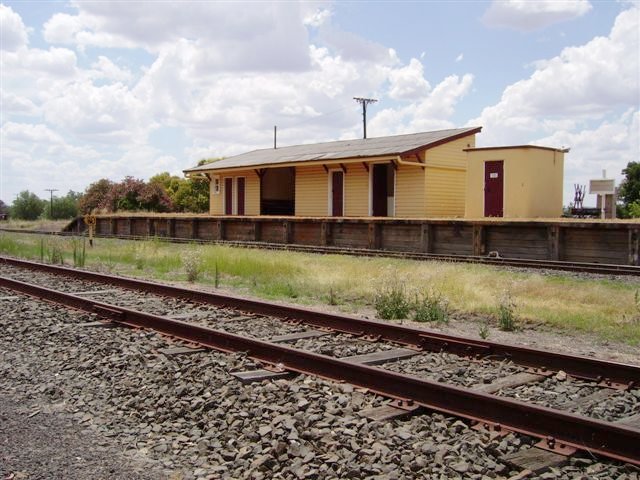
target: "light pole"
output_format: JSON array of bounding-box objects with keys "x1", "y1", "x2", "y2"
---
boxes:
[{"x1": 44, "y1": 188, "x2": 58, "y2": 219}]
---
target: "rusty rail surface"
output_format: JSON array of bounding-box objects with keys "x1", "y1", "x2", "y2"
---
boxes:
[
  {"x1": 2, "y1": 255, "x2": 639, "y2": 389},
  {"x1": 1, "y1": 274, "x2": 639, "y2": 466},
  {"x1": 2, "y1": 228, "x2": 639, "y2": 276}
]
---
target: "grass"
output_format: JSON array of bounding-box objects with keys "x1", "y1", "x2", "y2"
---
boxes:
[
  {"x1": 1, "y1": 232, "x2": 639, "y2": 345},
  {"x1": 1, "y1": 219, "x2": 70, "y2": 232}
]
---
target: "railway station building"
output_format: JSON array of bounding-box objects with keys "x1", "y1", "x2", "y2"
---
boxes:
[{"x1": 184, "y1": 127, "x2": 566, "y2": 219}]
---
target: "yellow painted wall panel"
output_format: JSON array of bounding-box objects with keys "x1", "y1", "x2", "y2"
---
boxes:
[
  {"x1": 209, "y1": 171, "x2": 260, "y2": 215},
  {"x1": 245, "y1": 174, "x2": 260, "y2": 216},
  {"x1": 210, "y1": 177, "x2": 222, "y2": 215},
  {"x1": 395, "y1": 164, "x2": 426, "y2": 217},
  {"x1": 425, "y1": 167, "x2": 466, "y2": 217},
  {"x1": 422, "y1": 134, "x2": 475, "y2": 217},
  {"x1": 344, "y1": 164, "x2": 369, "y2": 216},
  {"x1": 465, "y1": 148, "x2": 564, "y2": 218},
  {"x1": 295, "y1": 166, "x2": 328, "y2": 216},
  {"x1": 425, "y1": 135, "x2": 476, "y2": 170}
]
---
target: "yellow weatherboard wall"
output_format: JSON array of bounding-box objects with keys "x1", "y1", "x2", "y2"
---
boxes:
[
  {"x1": 295, "y1": 166, "x2": 327, "y2": 216},
  {"x1": 395, "y1": 163, "x2": 426, "y2": 217},
  {"x1": 464, "y1": 147, "x2": 564, "y2": 218},
  {"x1": 210, "y1": 170, "x2": 260, "y2": 215},
  {"x1": 344, "y1": 164, "x2": 369, "y2": 217},
  {"x1": 424, "y1": 134, "x2": 476, "y2": 217}
]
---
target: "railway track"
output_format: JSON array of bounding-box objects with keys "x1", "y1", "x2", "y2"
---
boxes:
[
  {"x1": 2, "y1": 227, "x2": 639, "y2": 276},
  {"x1": 1, "y1": 256, "x2": 639, "y2": 472}
]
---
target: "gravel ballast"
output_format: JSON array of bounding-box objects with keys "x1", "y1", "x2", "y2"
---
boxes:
[{"x1": 1, "y1": 277, "x2": 640, "y2": 478}]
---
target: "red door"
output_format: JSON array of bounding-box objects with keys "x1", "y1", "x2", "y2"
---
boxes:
[
  {"x1": 484, "y1": 161, "x2": 503, "y2": 217},
  {"x1": 224, "y1": 178, "x2": 233, "y2": 215},
  {"x1": 236, "y1": 177, "x2": 245, "y2": 216},
  {"x1": 331, "y1": 171, "x2": 344, "y2": 216}
]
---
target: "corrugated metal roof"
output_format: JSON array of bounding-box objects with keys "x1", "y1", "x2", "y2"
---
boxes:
[{"x1": 184, "y1": 127, "x2": 481, "y2": 173}]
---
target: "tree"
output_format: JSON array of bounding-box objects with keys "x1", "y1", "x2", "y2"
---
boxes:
[
  {"x1": 10, "y1": 191, "x2": 46, "y2": 220},
  {"x1": 150, "y1": 169, "x2": 210, "y2": 213},
  {"x1": 173, "y1": 179, "x2": 209, "y2": 213},
  {"x1": 43, "y1": 190, "x2": 82, "y2": 219},
  {"x1": 618, "y1": 162, "x2": 640, "y2": 216},
  {"x1": 78, "y1": 179, "x2": 114, "y2": 214},
  {"x1": 101, "y1": 176, "x2": 172, "y2": 212},
  {"x1": 149, "y1": 172, "x2": 182, "y2": 197}
]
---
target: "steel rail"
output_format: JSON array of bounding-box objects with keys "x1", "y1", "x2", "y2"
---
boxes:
[
  {"x1": 1, "y1": 274, "x2": 639, "y2": 466},
  {"x1": 1, "y1": 255, "x2": 639, "y2": 389},
  {"x1": 2, "y1": 228, "x2": 638, "y2": 276}
]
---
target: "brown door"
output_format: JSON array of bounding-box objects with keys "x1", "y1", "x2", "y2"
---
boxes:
[
  {"x1": 236, "y1": 177, "x2": 245, "y2": 215},
  {"x1": 372, "y1": 164, "x2": 387, "y2": 216},
  {"x1": 331, "y1": 171, "x2": 344, "y2": 216},
  {"x1": 484, "y1": 161, "x2": 503, "y2": 217},
  {"x1": 224, "y1": 178, "x2": 233, "y2": 215}
]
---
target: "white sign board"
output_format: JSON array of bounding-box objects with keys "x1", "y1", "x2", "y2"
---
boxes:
[{"x1": 589, "y1": 179, "x2": 615, "y2": 195}]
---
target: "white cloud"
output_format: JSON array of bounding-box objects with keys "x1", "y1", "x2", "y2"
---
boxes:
[
  {"x1": 371, "y1": 74, "x2": 474, "y2": 136},
  {"x1": 0, "y1": 124, "x2": 95, "y2": 200},
  {"x1": 0, "y1": 4, "x2": 29, "y2": 51},
  {"x1": 318, "y1": 26, "x2": 397, "y2": 64},
  {"x1": 455, "y1": 53, "x2": 464, "y2": 62},
  {"x1": 42, "y1": 80, "x2": 149, "y2": 144},
  {"x1": 471, "y1": 6, "x2": 639, "y2": 145},
  {"x1": 483, "y1": 0, "x2": 592, "y2": 31},
  {"x1": 536, "y1": 109, "x2": 639, "y2": 205},
  {"x1": 1, "y1": 46, "x2": 78, "y2": 79},
  {"x1": 90, "y1": 56, "x2": 133, "y2": 83},
  {"x1": 43, "y1": 2, "x2": 311, "y2": 70},
  {"x1": 388, "y1": 58, "x2": 431, "y2": 100},
  {"x1": 0, "y1": 90, "x2": 39, "y2": 116},
  {"x1": 303, "y1": 7, "x2": 332, "y2": 27},
  {"x1": 470, "y1": 6, "x2": 639, "y2": 205}
]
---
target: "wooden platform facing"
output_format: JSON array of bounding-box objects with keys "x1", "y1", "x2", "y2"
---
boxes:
[{"x1": 65, "y1": 215, "x2": 640, "y2": 266}]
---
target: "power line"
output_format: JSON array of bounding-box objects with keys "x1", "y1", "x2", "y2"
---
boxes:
[{"x1": 353, "y1": 97, "x2": 377, "y2": 139}]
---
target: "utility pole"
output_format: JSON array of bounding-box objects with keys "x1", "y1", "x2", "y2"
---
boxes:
[
  {"x1": 353, "y1": 97, "x2": 377, "y2": 139},
  {"x1": 44, "y1": 188, "x2": 58, "y2": 219}
]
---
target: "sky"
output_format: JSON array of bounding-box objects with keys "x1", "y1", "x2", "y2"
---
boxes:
[{"x1": 1, "y1": 0, "x2": 638, "y2": 207}]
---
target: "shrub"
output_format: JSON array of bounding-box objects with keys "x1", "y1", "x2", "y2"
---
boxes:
[
  {"x1": 374, "y1": 278, "x2": 411, "y2": 320},
  {"x1": 497, "y1": 290, "x2": 517, "y2": 331},
  {"x1": 182, "y1": 251, "x2": 201, "y2": 282},
  {"x1": 413, "y1": 289, "x2": 449, "y2": 323},
  {"x1": 478, "y1": 319, "x2": 490, "y2": 339}
]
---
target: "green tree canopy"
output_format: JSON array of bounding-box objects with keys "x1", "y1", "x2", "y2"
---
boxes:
[
  {"x1": 11, "y1": 191, "x2": 46, "y2": 220},
  {"x1": 619, "y1": 161, "x2": 640, "y2": 206},
  {"x1": 150, "y1": 170, "x2": 210, "y2": 213},
  {"x1": 43, "y1": 190, "x2": 82, "y2": 219}
]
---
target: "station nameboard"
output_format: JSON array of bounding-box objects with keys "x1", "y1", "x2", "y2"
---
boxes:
[{"x1": 589, "y1": 179, "x2": 615, "y2": 195}]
